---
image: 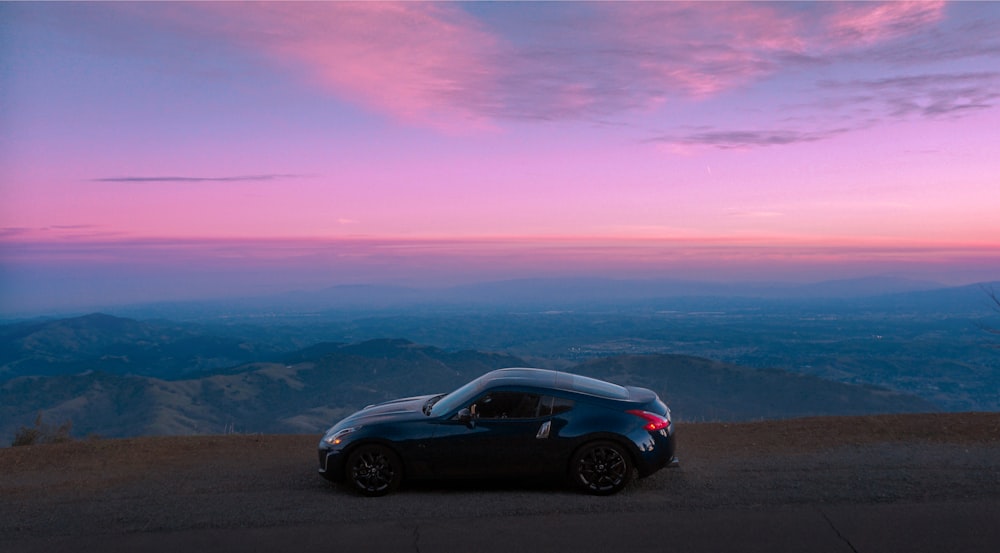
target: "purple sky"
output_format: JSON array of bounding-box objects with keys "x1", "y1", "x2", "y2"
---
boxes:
[{"x1": 2, "y1": 2, "x2": 1000, "y2": 314}]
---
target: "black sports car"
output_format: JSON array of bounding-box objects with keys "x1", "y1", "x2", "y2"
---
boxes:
[{"x1": 318, "y1": 367, "x2": 676, "y2": 495}]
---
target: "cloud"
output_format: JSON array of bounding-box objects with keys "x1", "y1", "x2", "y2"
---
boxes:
[
  {"x1": 651, "y1": 70, "x2": 999, "y2": 152},
  {"x1": 0, "y1": 225, "x2": 124, "y2": 243},
  {"x1": 818, "y1": 72, "x2": 1000, "y2": 120},
  {"x1": 51, "y1": 225, "x2": 99, "y2": 230},
  {"x1": 108, "y1": 3, "x2": 833, "y2": 125},
  {"x1": 0, "y1": 228, "x2": 38, "y2": 239},
  {"x1": 865, "y1": 16, "x2": 1000, "y2": 66},
  {"x1": 113, "y1": 1, "x2": 981, "y2": 133},
  {"x1": 2, "y1": 225, "x2": 99, "y2": 236},
  {"x1": 663, "y1": 70, "x2": 1000, "y2": 152},
  {"x1": 441, "y1": 2, "x2": 814, "y2": 123},
  {"x1": 92, "y1": 174, "x2": 307, "y2": 183},
  {"x1": 137, "y1": 2, "x2": 502, "y2": 129},
  {"x1": 649, "y1": 127, "x2": 851, "y2": 150},
  {"x1": 819, "y1": 1, "x2": 946, "y2": 48}
]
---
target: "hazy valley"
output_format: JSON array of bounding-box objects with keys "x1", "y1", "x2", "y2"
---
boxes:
[{"x1": 2, "y1": 277, "x2": 997, "y2": 443}]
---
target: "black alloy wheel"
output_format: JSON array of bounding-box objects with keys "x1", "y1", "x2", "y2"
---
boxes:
[
  {"x1": 570, "y1": 441, "x2": 632, "y2": 495},
  {"x1": 345, "y1": 444, "x2": 402, "y2": 496}
]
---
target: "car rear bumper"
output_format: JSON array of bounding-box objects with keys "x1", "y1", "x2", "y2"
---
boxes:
[{"x1": 635, "y1": 427, "x2": 676, "y2": 477}]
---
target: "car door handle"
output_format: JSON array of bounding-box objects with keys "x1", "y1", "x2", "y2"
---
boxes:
[{"x1": 535, "y1": 420, "x2": 551, "y2": 439}]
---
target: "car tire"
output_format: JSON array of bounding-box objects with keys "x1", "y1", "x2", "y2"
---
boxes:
[
  {"x1": 570, "y1": 440, "x2": 633, "y2": 495},
  {"x1": 345, "y1": 444, "x2": 402, "y2": 496}
]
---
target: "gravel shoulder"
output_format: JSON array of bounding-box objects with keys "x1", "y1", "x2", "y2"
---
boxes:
[{"x1": 2, "y1": 413, "x2": 999, "y2": 548}]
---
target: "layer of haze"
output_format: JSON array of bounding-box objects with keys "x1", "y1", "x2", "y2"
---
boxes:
[{"x1": 2, "y1": 2, "x2": 999, "y2": 315}]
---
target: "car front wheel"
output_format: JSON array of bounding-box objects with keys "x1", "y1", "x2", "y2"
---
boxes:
[
  {"x1": 570, "y1": 441, "x2": 632, "y2": 495},
  {"x1": 345, "y1": 444, "x2": 402, "y2": 496}
]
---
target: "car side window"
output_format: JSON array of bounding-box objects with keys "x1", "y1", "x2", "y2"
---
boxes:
[
  {"x1": 538, "y1": 395, "x2": 574, "y2": 417},
  {"x1": 552, "y1": 396, "x2": 574, "y2": 415},
  {"x1": 473, "y1": 392, "x2": 542, "y2": 419}
]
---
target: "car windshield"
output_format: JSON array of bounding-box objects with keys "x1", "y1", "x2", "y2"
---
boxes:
[{"x1": 429, "y1": 374, "x2": 490, "y2": 416}]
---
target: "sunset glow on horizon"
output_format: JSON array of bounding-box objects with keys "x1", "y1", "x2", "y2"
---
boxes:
[{"x1": 2, "y1": 1, "x2": 1000, "y2": 313}]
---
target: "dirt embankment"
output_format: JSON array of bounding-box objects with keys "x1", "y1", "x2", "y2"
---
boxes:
[{"x1": 1, "y1": 413, "x2": 998, "y2": 542}]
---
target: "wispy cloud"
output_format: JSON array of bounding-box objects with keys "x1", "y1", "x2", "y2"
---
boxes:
[
  {"x1": 448, "y1": 2, "x2": 813, "y2": 122},
  {"x1": 0, "y1": 225, "x2": 120, "y2": 242},
  {"x1": 818, "y1": 72, "x2": 1000, "y2": 120},
  {"x1": 92, "y1": 174, "x2": 307, "y2": 183},
  {"x1": 116, "y1": 1, "x2": 988, "y2": 140},
  {"x1": 667, "y1": 69, "x2": 1000, "y2": 150},
  {"x1": 6, "y1": 235, "x2": 999, "y2": 274},
  {"x1": 650, "y1": 68, "x2": 1000, "y2": 150},
  {"x1": 138, "y1": 2, "x2": 502, "y2": 129},
  {"x1": 650, "y1": 127, "x2": 851, "y2": 150},
  {"x1": 129, "y1": 2, "x2": 944, "y2": 126},
  {"x1": 0, "y1": 227, "x2": 38, "y2": 239},
  {"x1": 51, "y1": 225, "x2": 100, "y2": 230},
  {"x1": 819, "y1": 1, "x2": 946, "y2": 48}
]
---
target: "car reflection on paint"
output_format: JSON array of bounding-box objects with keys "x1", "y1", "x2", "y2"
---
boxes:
[{"x1": 318, "y1": 368, "x2": 676, "y2": 496}]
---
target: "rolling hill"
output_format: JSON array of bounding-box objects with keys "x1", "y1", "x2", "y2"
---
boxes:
[
  {"x1": 0, "y1": 313, "x2": 280, "y2": 380},
  {"x1": 1, "y1": 338, "x2": 936, "y2": 443}
]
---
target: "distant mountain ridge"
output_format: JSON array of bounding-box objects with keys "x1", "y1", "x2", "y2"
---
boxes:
[
  {"x1": 81, "y1": 276, "x2": 987, "y2": 321},
  {"x1": 0, "y1": 338, "x2": 526, "y2": 440},
  {"x1": 0, "y1": 313, "x2": 281, "y2": 380},
  {"x1": 436, "y1": 275, "x2": 949, "y2": 303},
  {"x1": 286, "y1": 275, "x2": 954, "y2": 304},
  {"x1": 1, "y1": 337, "x2": 936, "y2": 443}
]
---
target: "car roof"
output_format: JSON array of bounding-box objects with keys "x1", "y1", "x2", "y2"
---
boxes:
[{"x1": 483, "y1": 368, "x2": 631, "y2": 400}]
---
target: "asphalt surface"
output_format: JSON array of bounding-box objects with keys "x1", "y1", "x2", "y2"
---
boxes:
[
  {"x1": 5, "y1": 500, "x2": 999, "y2": 553},
  {"x1": 2, "y1": 414, "x2": 999, "y2": 552}
]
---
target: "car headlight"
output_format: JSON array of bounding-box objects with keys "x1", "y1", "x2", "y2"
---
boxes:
[{"x1": 323, "y1": 426, "x2": 358, "y2": 446}]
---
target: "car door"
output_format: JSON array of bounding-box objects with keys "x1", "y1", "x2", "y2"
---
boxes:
[{"x1": 424, "y1": 391, "x2": 553, "y2": 477}]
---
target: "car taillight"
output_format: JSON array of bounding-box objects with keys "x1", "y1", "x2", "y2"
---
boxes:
[{"x1": 627, "y1": 409, "x2": 671, "y2": 431}]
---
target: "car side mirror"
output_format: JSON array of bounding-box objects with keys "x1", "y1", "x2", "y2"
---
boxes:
[{"x1": 456, "y1": 408, "x2": 476, "y2": 428}]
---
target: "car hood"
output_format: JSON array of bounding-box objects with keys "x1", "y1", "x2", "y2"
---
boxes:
[{"x1": 340, "y1": 394, "x2": 439, "y2": 425}]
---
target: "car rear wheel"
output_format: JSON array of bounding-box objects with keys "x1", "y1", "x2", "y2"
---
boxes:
[
  {"x1": 570, "y1": 441, "x2": 632, "y2": 495},
  {"x1": 345, "y1": 444, "x2": 402, "y2": 496}
]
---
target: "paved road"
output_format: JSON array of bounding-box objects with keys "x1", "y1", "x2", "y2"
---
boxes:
[
  {"x1": 3, "y1": 417, "x2": 999, "y2": 552},
  {"x1": 4, "y1": 500, "x2": 998, "y2": 553}
]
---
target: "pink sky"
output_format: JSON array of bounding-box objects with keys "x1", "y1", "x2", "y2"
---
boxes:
[{"x1": 2, "y1": 1, "x2": 999, "y2": 313}]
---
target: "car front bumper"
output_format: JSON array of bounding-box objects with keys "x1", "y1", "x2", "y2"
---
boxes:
[{"x1": 318, "y1": 444, "x2": 346, "y2": 482}]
